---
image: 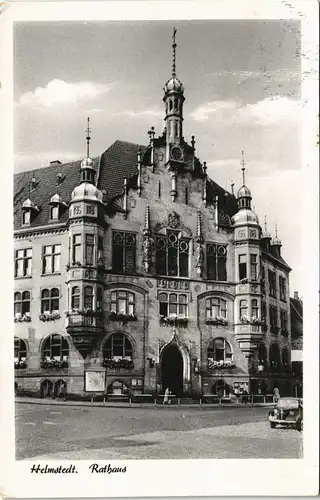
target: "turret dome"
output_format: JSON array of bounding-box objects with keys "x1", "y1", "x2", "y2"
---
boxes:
[
  {"x1": 164, "y1": 76, "x2": 184, "y2": 94},
  {"x1": 71, "y1": 182, "x2": 103, "y2": 203},
  {"x1": 231, "y1": 209, "x2": 259, "y2": 227},
  {"x1": 271, "y1": 235, "x2": 282, "y2": 246},
  {"x1": 81, "y1": 156, "x2": 94, "y2": 169},
  {"x1": 237, "y1": 184, "x2": 252, "y2": 198}
]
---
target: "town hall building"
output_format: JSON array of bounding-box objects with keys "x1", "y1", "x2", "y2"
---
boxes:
[{"x1": 14, "y1": 30, "x2": 298, "y2": 400}]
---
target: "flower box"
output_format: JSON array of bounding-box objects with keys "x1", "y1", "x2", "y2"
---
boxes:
[
  {"x1": 102, "y1": 358, "x2": 134, "y2": 370},
  {"x1": 108, "y1": 311, "x2": 137, "y2": 322},
  {"x1": 14, "y1": 360, "x2": 27, "y2": 369},
  {"x1": 207, "y1": 359, "x2": 235, "y2": 369},
  {"x1": 159, "y1": 315, "x2": 189, "y2": 326},
  {"x1": 205, "y1": 316, "x2": 228, "y2": 326},
  {"x1": 40, "y1": 359, "x2": 68, "y2": 369},
  {"x1": 39, "y1": 312, "x2": 61, "y2": 322},
  {"x1": 14, "y1": 314, "x2": 31, "y2": 323}
]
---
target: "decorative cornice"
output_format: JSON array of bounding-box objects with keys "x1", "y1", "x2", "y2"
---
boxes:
[{"x1": 14, "y1": 224, "x2": 68, "y2": 239}]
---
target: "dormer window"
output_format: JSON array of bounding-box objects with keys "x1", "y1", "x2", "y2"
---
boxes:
[
  {"x1": 50, "y1": 206, "x2": 59, "y2": 220},
  {"x1": 49, "y1": 193, "x2": 66, "y2": 221},
  {"x1": 21, "y1": 198, "x2": 39, "y2": 226}
]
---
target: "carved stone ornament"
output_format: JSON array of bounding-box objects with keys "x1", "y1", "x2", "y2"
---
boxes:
[
  {"x1": 168, "y1": 212, "x2": 180, "y2": 229},
  {"x1": 195, "y1": 243, "x2": 204, "y2": 277},
  {"x1": 143, "y1": 237, "x2": 152, "y2": 273}
]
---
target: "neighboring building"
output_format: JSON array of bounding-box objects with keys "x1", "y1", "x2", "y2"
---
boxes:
[
  {"x1": 14, "y1": 31, "x2": 297, "y2": 399},
  {"x1": 290, "y1": 291, "x2": 303, "y2": 397}
]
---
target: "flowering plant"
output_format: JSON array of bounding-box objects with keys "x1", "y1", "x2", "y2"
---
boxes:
[
  {"x1": 39, "y1": 312, "x2": 61, "y2": 322},
  {"x1": 14, "y1": 359, "x2": 27, "y2": 369},
  {"x1": 205, "y1": 316, "x2": 228, "y2": 326},
  {"x1": 159, "y1": 314, "x2": 189, "y2": 326},
  {"x1": 14, "y1": 314, "x2": 31, "y2": 323},
  {"x1": 40, "y1": 358, "x2": 68, "y2": 369},
  {"x1": 102, "y1": 357, "x2": 134, "y2": 369},
  {"x1": 207, "y1": 359, "x2": 235, "y2": 369},
  {"x1": 109, "y1": 311, "x2": 137, "y2": 322}
]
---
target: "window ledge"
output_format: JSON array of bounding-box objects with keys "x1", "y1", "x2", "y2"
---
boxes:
[
  {"x1": 41, "y1": 272, "x2": 61, "y2": 277},
  {"x1": 14, "y1": 275, "x2": 32, "y2": 280}
]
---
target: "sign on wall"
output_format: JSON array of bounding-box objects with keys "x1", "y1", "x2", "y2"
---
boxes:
[{"x1": 85, "y1": 370, "x2": 106, "y2": 392}]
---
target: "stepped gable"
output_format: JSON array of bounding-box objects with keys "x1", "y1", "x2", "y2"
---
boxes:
[
  {"x1": 98, "y1": 140, "x2": 147, "y2": 202},
  {"x1": 13, "y1": 157, "x2": 100, "y2": 231}
]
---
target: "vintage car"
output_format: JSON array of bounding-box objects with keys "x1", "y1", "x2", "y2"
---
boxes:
[{"x1": 268, "y1": 397, "x2": 303, "y2": 431}]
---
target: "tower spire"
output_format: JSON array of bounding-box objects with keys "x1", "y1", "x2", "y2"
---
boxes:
[
  {"x1": 172, "y1": 27, "x2": 177, "y2": 77},
  {"x1": 241, "y1": 150, "x2": 246, "y2": 185},
  {"x1": 86, "y1": 117, "x2": 91, "y2": 158},
  {"x1": 275, "y1": 223, "x2": 278, "y2": 238},
  {"x1": 264, "y1": 215, "x2": 268, "y2": 233}
]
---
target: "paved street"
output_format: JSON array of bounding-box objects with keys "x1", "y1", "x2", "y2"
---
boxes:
[{"x1": 15, "y1": 402, "x2": 302, "y2": 460}]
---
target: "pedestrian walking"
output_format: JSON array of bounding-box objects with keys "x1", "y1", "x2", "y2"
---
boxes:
[
  {"x1": 59, "y1": 382, "x2": 67, "y2": 401},
  {"x1": 273, "y1": 387, "x2": 280, "y2": 403},
  {"x1": 163, "y1": 387, "x2": 171, "y2": 405}
]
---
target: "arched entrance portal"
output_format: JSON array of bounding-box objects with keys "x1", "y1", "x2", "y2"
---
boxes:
[{"x1": 161, "y1": 344, "x2": 183, "y2": 397}]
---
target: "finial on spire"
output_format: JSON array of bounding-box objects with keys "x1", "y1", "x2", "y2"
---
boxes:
[
  {"x1": 86, "y1": 117, "x2": 91, "y2": 157},
  {"x1": 241, "y1": 150, "x2": 246, "y2": 185},
  {"x1": 275, "y1": 223, "x2": 278, "y2": 237},
  {"x1": 172, "y1": 27, "x2": 177, "y2": 77},
  {"x1": 231, "y1": 179, "x2": 234, "y2": 195},
  {"x1": 264, "y1": 215, "x2": 268, "y2": 232}
]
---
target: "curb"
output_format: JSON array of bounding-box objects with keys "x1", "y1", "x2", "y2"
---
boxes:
[{"x1": 15, "y1": 397, "x2": 275, "y2": 410}]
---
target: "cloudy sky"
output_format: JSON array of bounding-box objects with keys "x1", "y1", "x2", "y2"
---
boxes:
[{"x1": 14, "y1": 20, "x2": 302, "y2": 292}]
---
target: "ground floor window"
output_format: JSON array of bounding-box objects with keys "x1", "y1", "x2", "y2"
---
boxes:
[
  {"x1": 212, "y1": 380, "x2": 230, "y2": 397},
  {"x1": 41, "y1": 334, "x2": 69, "y2": 368},
  {"x1": 14, "y1": 337, "x2": 27, "y2": 368},
  {"x1": 107, "y1": 380, "x2": 129, "y2": 395}
]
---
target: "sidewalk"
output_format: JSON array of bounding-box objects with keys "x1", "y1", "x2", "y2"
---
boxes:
[{"x1": 15, "y1": 396, "x2": 275, "y2": 409}]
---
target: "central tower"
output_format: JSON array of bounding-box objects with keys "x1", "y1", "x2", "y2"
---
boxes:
[{"x1": 163, "y1": 28, "x2": 185, "y2": 150}]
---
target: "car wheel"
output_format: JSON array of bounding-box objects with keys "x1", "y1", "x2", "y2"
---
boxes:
[{"x1": 270, "y1": 422, "x2": 276, "y2": 429}]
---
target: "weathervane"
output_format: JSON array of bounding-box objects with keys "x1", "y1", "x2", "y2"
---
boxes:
[
  {"x1": 172, "y1": 27, "x2": 177, "y2": 77},
  {"x1": 241, "y1": 150, "x2": 246, "y2": 185},
  {"x1": 86, "y1": 117, "x2": 91, "y2": 157}
]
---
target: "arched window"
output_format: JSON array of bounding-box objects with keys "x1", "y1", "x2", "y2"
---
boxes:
[
  {"x1": 14, "y1": 337, "x2": 27, "y2": 368},
  {"x1": 110, "y1": 290, "x2": 135, "y2": 315},
  {"x1": 251, "y1": 299, "x2": 259, "y2": 318},
  {"x1": 239, "y1": 299, "x2": 248, "y2": 319},
  {"x1": 208, "y1": 338, "x2": 232, "y2": 362},
  {"x1": 282, "y1": 348, "x2": 290, "y2": 370},
  {"x1": 212, "y1": 379, "x2": 230, "y2": 397},
  {"x1": 42, "y1": 334, "x2": 69, "y2": 361},
  {"x1": 158, "y1": 292, "x2": 188, "y2": 317},
  {"x1": 71, "y1": 286, "x2": 80, "y2": 309},
  {"x1": 269, "y1": 343, "x2": 281, "y2": 371},
  {"x1": 41, "y1": 288, "x2": 59, "y2": 313},
  {"x1": 103, "y1": 334, "x2": 133, "y2": 360},
  {"x1": 156, "y1": 232, "x2": 190, "y2": 277},
  {"x1": 205, "y1": 297, "x2": 227, "y2": 319},
  {"x1": 84, "y1": 286, "x2": 94, "y2": 309},
  {"x1": 14, "y1": 291, "x2": 30, "y2": 317}
]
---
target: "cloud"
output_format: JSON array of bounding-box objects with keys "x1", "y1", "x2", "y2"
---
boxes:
[
  {"x1": 190, "y1": 96, "x2": 301, "y2": 126},
  {"x1": 18, "y1": 79, "x2": 111, "y2": 108}
]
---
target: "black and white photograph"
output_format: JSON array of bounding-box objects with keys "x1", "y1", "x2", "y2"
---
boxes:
[{"x1": 0, "y1": 1, "x2": 318, "y2": 497}]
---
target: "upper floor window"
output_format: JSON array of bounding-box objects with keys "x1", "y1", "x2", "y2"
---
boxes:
[
  {"x1": 85, "y1": 234, "x2": 95, "y2": 266},
  {"x1": 205, "y1": 297, "x2": 227, "y2": 319},
  {"x1": 280, "y1": 309, "x2": 288, "y2": 331},
  {"x1": 238, "y1": 254, "x2": 247, "y2": 280},
  {"x1": 72, "y1": 234, "x2": 82, "y2": 263},
  {"x1": 269, "y1": 305, "x2": 278, "y2": 328},
  {"x1": 50, "y1": 206, "x2": 59, "y2": 221},
  {"x1": 208, "y1": 338, "x2": 233, "y2": 362},
  {"x1": 251, "y1": 298, "x2": 259, "y2": 318},
  {"x1": 250, "y1": 254, "x2": 258, "y2": 281},
  {"x1": 41, "y1": 288, "x2": 59, "y2": 313},
  {"x1": 84, "y1": 286, "x2": 94, "y2": 309},
  {"x1": 268, "y1": 270, "x2": 277, "y2": 297},
  {"x1": 239, "y1": 299, "x2": 248, "y2": 319},
  {"x1": 156, "y1": 232, "x2": 189, "y2": 277},
  {"x1": 158, "y1": 292, "x2": 188, "y2": 317},
  {"x1": 261, "y1": 266, "x2": 265, "y2": 294},
  {"x1": 111, "y1": 290, "x2": 135, "y2": 315},
  {"x1": 279, "y1": 276, "x2": 286, "y2": 301},
  {"x1": 15, "y1": 249, "x2": 32, "y2": 277},
  {"x1": 261, "y1": 300, "x2": 267, "y2": 321},
  {"x1": 14, "y1": 291, "x2": 30, "y2": 317},
  {"x1": 112, "y1": 231, "x2": 136, "y2": 273},
  {"x1": 42, "y1": 244, "x2": 61, "y2": 274},
  {"x1": 207, "y1": 244, "x2": 227, "y2": 281},
  {"x1": 71, "y1": 286, "x2": 80, "y2": 309},
  {"x1": 98, "y1": 236, "x2": 104, "y2": 264}
]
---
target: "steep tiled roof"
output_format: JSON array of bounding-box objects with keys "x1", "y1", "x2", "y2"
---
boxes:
[{"x1": 14, "y1": 139, "x2": 237, "y2": 231}]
